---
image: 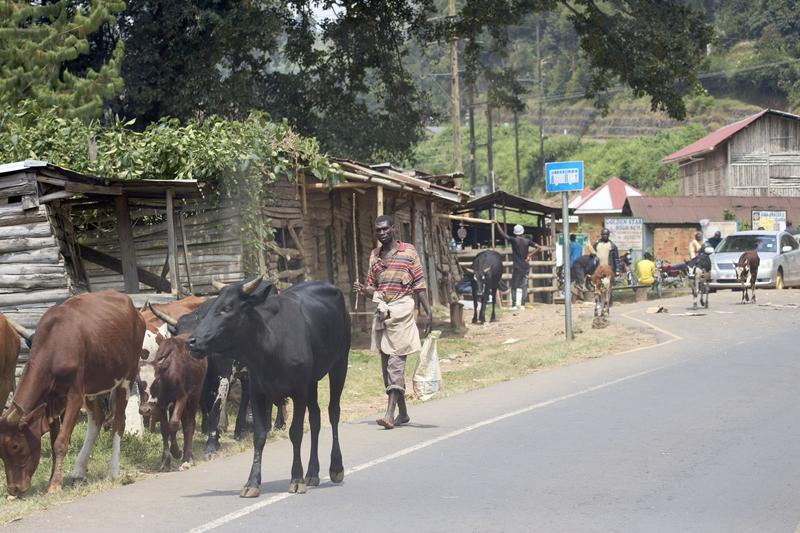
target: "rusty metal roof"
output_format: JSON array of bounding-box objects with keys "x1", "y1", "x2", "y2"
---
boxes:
[
  {"x1": 662, "y1": 109, "x2": 800, "y2": 163},
  {"x1": 624, "y1": 196, "x2": 800, "y2": 224},
  {"x1": 456, "y1": 189, "x2": 563, "y2": 216}
]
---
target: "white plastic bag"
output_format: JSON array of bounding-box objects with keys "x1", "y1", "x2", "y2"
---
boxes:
[{"x1": 413, "y1": 330, "x2": 442, "y2": 401}]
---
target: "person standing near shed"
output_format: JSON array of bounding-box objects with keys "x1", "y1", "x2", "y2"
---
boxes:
[
  {"x1": 495, "y1": 222, "x2": 542, "y2": 310},
  {"x1": 353, "y1": 214, "x2": 432, "y2": 430},
  {"x1": 568, "y1": 234, "x2": 583, "y2": 267}
]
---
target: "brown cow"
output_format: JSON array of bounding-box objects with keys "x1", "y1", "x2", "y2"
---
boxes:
[
  {"x1": 0, "y1": 314, "x2": 24, "y2": 409},
  {"x1": 140, "y1": 335, "x2": 207, "y2": 471},
  {"x1": 130, "y1": 297, "x2": 205, "y2": 435},
  {"x1": 0, "y1": 290, "x2": 145, "y2": 497},
  {"x1": 591, "y1": 264, "x2": 614, "y2": 318},
  {"x1": 736, "y1": 251, "x2": 760, "y2": 304}
]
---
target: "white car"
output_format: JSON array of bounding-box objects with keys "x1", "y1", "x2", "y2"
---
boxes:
[{"x1": 709, "y1": 230, "x2": 800, "y2": 289}]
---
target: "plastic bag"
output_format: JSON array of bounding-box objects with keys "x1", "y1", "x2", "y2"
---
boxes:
[{"x1": 413, "y1": 330, "x2": 442, "y2": 401}]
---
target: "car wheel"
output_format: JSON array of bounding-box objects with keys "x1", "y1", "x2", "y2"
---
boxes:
[{"x1": 776, "y1": 269, "x2": 785, "y2": 290}]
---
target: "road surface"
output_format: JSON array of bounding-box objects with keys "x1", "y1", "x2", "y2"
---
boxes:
[{"x1": 7, "y1": 290, "x2": 800, "y2": 532}]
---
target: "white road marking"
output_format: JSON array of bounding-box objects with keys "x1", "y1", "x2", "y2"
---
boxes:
[
  {"x1": 189, "y1": 306, "x2": 682, "y2": 532},
  {"x1": 187, "y1": 365, "x2": 667, "y2": 533}
]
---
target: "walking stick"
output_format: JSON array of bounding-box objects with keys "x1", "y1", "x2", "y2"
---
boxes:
[{"x1": 352, "y1": 192, "x2": 360, "y2": 311}]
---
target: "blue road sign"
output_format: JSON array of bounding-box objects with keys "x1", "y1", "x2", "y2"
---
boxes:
[{"x1": 545, "y1": 161, "x2": 584, "y2": 193}]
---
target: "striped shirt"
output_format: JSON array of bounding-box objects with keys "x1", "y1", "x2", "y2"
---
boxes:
[{"x1": 366, "y1": 241, "x2": 427, "y2": 302}]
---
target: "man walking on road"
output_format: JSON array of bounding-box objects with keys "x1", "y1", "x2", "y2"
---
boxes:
[
  {"x1": 354, "y1": 214, "x2": 432, "y2": 430},
  {"x1": 495, "y1": 222, "x2": 541, "y2": 309}
]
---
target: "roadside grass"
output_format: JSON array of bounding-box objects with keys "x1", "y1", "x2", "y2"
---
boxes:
[{"x1": 0, "y1": 311, "x2": 646, "y2": 524}]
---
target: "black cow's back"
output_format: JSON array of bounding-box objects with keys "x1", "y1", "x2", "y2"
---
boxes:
[{"x1": 283, "y1": 281, "x2": 351, "y2": 381}]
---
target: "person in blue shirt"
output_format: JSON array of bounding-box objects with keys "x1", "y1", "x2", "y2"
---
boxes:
[{"x1": 568, "y1": 234, "x2": 583, "y2": 267}]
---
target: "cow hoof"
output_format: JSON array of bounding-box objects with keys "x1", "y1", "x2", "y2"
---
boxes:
[
  {"x1": 170, "y1": 445, "x2": 181, "y2": 459},
  {"x1": 330, "y1": 469, "x2": 345, "y2": 484},
  {"x1": 240, "y1": 486, "x2": 260, "y2": 498},
  {"x1": 288, "y1": 480, "x2": 307, "y2": 494},
  {"x1": 179, "y1": 462, "x2": 192, "y2": 471},
  {"x1": 305, "y1": 475, "x2": 320, "y2": 486},
  {"x1": 6, "y1": 495, "x2": 17, "y2": 501},
  {"x1": 159, "y1": 462, "x2": 170, "y2": 472},
  {"x1": 203, "y1": 451, "x2": 218, "y2": 461},
  {"x1": 46, "y1": 484, "x2": 63, "y2": 494},
  {"x1": 471, "y1": 318, "x2": 478, "y2": 324},
  {"x1": 274, "y1": 423, "x2": 286, "y2": 431}
]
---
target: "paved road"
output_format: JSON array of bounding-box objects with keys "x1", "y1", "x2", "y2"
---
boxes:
[{"x1": 7, "y1": 290, "x2": 800, "y2": 532}]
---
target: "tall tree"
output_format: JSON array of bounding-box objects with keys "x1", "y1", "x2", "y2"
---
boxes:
[
  {"x1": 117, "y1": 1, "x2": 712, "y2": 160},
  {"x1": 0, "y1": 0, "x2": 124, "y2": 120}
]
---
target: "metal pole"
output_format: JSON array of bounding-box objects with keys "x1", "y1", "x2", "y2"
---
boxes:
[
  {"x1": 562, "y1": 191, "x2": 573, "y2": 340},
  {"x1": 536, "y1": 18, "x2": 545, "y2": 184}
]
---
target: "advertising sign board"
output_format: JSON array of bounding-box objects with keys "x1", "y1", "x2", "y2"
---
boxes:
[
  {"x1": 751, "y1": 210, "x2": 786, "y2": 231},
  {"x1": 604, "y1": 217, "x2": 644, "y2": 252}
]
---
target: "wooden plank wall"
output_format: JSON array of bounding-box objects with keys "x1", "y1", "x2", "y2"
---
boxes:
[
  {"x1": 684, "y1": 114, "x2": 800, "y2": 197},
  {"x1": 79, "y1": 201, "x2": 246, "y2": 294}
]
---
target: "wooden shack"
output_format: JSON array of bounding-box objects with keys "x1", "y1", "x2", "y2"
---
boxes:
[
  {"x1": 0, "y1": 160, "x2": 201, "y2": 333},
  {"x1": 664, "y1": 109, "x2": 800, "y2": 197},
  {"x1": 54, "y1": 159, "x2": 469, "y2": 320},
  {"x1": 448, "y1": 190, "x2": 562, "y2": 306}
]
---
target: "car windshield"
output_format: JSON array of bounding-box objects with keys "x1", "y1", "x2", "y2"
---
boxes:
[{"x1": 717, "y1": 235, "x2": 777, "y2": 253}]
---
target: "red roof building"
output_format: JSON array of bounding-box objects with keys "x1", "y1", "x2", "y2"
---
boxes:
[
  {"x1": 572, "y1": 177, "x2": 643, "y2": 215},
  {"x1": 662, "y1": 108, "x2": 800, "y2": 197}
]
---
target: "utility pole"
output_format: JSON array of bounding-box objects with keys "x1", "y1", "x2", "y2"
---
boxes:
[
  {"x1": 448, "y1": 0, "x2": 462, "y2": 173},
  {"x1": 536, "y1": 17, "x2": 545, "y2": 184},
  {"x1": 468, "y1": 83, "x2": 477, "y2": 191},
  {"x1": 514, "y1": 110, "x2": 521, "y2": 195},
  {"x1": 487, "y1": 102, "x2": 494, "y2": 193}
]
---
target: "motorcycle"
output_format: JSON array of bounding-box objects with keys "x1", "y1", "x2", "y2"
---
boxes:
[{"x1": 656, "y1": 259, "x2": 687, "y2": 289}]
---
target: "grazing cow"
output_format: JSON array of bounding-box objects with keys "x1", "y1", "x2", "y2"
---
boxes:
[
  {"x1": 0, "y1": 290, "x2": 144, "y2": 496},
  {"x1": 186, "y1": 278, "x2": 350, "y2": 498},
  {"x1": 471, "y1": 250, "x2": 503, "y2": 323},
  {"x1": 736, "y1": 251, "x2": 760, "y2": 304},
  {"x1": 141, "y1": 335, "x2": 207, "y2": 471},
  {"x1": 0, "y1": 314, "x2": 25, "y2": 409},
  {"x1": 148, "y1": 289, "x2": 287, "y2": 459},
  {"x1": 687, "y1": 248, "x2": 712, "y2": 310},
  {"x1": 591, "y1": 264, "x2": 614, "y2": 318}
]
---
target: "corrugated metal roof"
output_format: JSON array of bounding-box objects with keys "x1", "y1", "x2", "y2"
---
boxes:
[
  {"x1": 624, "y1": 196, "x2": 800, "y2": 224},
  {"x1": 456, "y1": 190, "x2": 563, "y2": 216},
  {"x1": 662, "y1": 109, "x2": 800, "y2": 163},
  {"x1": 573, "y1": 177, "x2": 642, "y2": 214}
]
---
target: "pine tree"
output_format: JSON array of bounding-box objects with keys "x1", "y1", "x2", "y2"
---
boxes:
[{"x1": 0, "y1": 1, "x2": 125, "y2": 120}]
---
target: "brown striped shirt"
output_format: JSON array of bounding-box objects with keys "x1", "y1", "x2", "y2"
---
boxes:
[{"x1": 366, "y1": 241, "x2": 427, "y2": 302}]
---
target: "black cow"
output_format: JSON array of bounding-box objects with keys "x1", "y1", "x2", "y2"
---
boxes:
[
  {"x1": 150, "y1": 292, "x2": 287, "y2": 459},
  {"x1": 187, "y1": 278, "x2": 351, "y2": 498},
  {"x1": 471, "y1": 250, "x2": 503, "y2": 323}
]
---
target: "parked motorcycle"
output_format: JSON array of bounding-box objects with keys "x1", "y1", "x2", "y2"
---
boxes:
[{"x1": 656, "y1": 259, "x2": 687, "y2": 289}]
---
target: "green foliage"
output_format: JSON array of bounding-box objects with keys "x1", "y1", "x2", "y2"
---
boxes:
[
  {"x1": 0, "y1": 102, "x2": 336, "y2": 269},
  {"x1": 412, "y1": 118, "x2": 708, "y2": 196},
  {"x1": 0, "y1": 0, "x2": 125, "y2": 120}
]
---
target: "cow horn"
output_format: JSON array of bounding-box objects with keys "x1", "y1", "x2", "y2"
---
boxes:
[
  {"x1": 5, "y1": 317, "x2": 33, "y2": 341},
  {"x1": 241, "y1": 275, "x2": 263, "y2": 295},
  {"x1": 4, "y1": 404, "x2": 20, "y2": 425},
  {"x1": 147, "y1": 303, "x2": 178, "y2": 327},
  {"x1": 211, "y1": 279, "x2": 227, "y2": 291}
]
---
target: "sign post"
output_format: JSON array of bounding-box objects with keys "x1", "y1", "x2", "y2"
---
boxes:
[{"x1": 546, "y1": 161, "x2": 584, "y2": 341}]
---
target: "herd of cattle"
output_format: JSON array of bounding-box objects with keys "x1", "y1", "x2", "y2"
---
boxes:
[{"x1": 0, "y1": 277, "x2": 351, "y2": 500}]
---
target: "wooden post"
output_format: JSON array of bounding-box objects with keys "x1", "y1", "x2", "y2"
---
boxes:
[
  {"x1": 114, "y1": 195, "x2": 139, "y2": 294},
  {"x1": 166, "y1": 189, "x2": 180, "y2": 297},
  {"x1": 376, "y1": 185, "x2": 384, "y2": 216},
  {"x1": 177, "y1": 213, "x2": 194, "y2": 294}
]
